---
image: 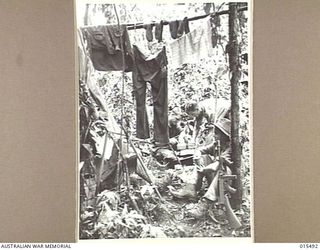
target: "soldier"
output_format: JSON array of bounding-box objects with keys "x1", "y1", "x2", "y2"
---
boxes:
[
  {"x1": 169, "y1": 118, "x2": 233, "y2": 218},
  {"x1": 185, "y1": 98, "x2": 230, "y2": 142}
]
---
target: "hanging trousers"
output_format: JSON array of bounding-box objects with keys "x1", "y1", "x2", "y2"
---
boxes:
[{"x1": 132, "y1": 45, "x2": 169, "y2": 145}]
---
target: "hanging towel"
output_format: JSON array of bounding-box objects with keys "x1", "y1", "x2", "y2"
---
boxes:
[{"x1": 168, "y1": 17, "x2": 214, "y2": 69}]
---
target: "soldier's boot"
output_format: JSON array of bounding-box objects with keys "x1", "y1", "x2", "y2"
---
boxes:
[{"x1": 195, "y1": 171, "x2": 204, "y2": 191}]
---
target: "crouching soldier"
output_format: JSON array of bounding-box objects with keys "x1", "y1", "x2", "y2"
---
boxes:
[
  {"x1": 185, "y1": 98, "x2": 230, "y2": 143},
  {"x1": 169, "y1": 118, "x2": 233, "y2": 218}
]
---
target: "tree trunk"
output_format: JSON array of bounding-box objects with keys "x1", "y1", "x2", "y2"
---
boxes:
[{"x1": 228, "y1": 2, "x2": 242, "y2": 209}]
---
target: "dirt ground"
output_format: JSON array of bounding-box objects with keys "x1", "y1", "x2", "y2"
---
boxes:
[
  {"x1": 80, "y1": 148, "x2": 251, "y2": 239},
  {"x1": 143, "y1": 166, "x2": 251, "y2": 238}
]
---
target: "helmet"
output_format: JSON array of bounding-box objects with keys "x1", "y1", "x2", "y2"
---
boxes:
[{"x1": 214, "y1": 118, "x2": 231, "y2": 138}]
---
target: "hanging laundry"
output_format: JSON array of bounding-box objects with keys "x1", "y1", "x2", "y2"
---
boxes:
[
  {"x1": 144, "y1": 24, "x2": 154, "y2": 42},
  {"x1": 154, "y1": 21, "x2": 164, "y2": 42},
  {"x1": 83, "y1": 25, "x2": 133, "y2": 72},
  {"x1": 168, "y1": 17, "x2": 214, "y2": 69},
  {"x1": 177, "y1": 17, "x2": 190, "y2": 38},
  {"x1": 132, "y1": 45, "x2": 169, "y2": 145},
  {"x1": 169, "y1": 20, "x2": 179, "y2": 39},
  {"x1": 211, "y1": 27, "x2": 219, "y2": 48},
  {"x1": 170, "y1": 18, "x2": 190, "y2": 39},
  {"x1": 183, "y1": 17, "x2": 190, "y2": 34},
  {"x1": 176, "y1": 20, "x2": 184, "y2": 38}
]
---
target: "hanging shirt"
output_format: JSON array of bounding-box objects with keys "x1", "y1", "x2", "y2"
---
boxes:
[
  {"x1": 168, "y1": 16, "x2": 214, "y2": 69},
  {"x1": 82, "y1": 25, "x2": 133, "y2": 72},
  {"x1": 197, "y1": 98, "x2": 231, "y2": 124},
  {"x1": 192, "y1": 98, "x2": 231, "y2": 143}
]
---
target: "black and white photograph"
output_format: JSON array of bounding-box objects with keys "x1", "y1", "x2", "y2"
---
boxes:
[{"x1": 77, "y1": 1, "x2": 251, "y2": 239}]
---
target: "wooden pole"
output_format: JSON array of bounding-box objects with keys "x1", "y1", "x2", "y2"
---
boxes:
[
  {"x1": 81, "y1": 7, "x2": 248, "y2": 30},
  {"x1": 95, "y1": 132, "x2": 109, "y2": 195},
  {"x1": 84, "y1": 4, "x2": 90, "y2": 26},
  {"x1": 113, "y1": 4, "x2": 131, "y2": 193},
  {"x1": 228, "y1": 2, "x2": 242, "y2": 209}
]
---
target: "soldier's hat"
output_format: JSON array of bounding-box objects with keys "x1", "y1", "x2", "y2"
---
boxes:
[{"x1": 214, "y1": 118, "x2": 231, "y2": 138}]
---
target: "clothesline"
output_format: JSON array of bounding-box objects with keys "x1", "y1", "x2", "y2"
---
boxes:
[{"x1": 81, "y1": 6, "x2": 247, "y2": 30}]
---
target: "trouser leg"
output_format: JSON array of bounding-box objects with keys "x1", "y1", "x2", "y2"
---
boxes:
[
  {"x1": 195, "y1": 169, "x2": 205, "y2": 190},
  {"x1": 203, "y1": 166, "x2": 232, "y2": 202},
  {"x1": 203, "y1": 171, "x2": 219, "y2": 202},
  {"x1": 133, "y1": 71, "x2": 150, "y2": 139},
  {"x1": 151, "y1": 74, "x2": 169, "y2": 145}
]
